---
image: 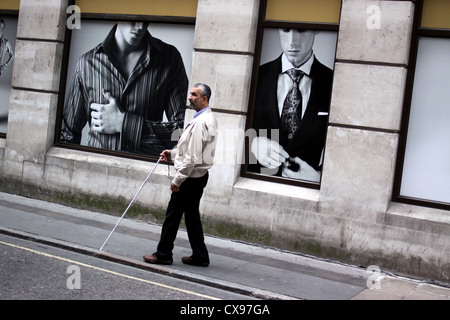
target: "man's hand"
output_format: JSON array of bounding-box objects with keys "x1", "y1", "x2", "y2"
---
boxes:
[
  {"x1": 170, "y1": 183, "x2": 179, "y2": 192},
  {"x1": 160, "y1": 149, "x2": 172, "y2": 162},
  {"x1": 282, "y1": 157, "x2": 321, "y2": 182},
  {"x1": 250, "y1": 136, "x2": 289, "y2": 169},
  {"x1": 161, "y1": 150, "x2": 177, "y2": 191},
  {"x1": 90, "y1": 90, "x2": 124, "y2": 134}
]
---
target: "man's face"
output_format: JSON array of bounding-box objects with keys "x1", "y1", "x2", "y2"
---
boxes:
[
  {"x1": 279, "y1": 28, "x2": 317, "y2": 68},
  {"x1": 188, "y1": 87, "x2": 205, "y2": 111},
  {"x1": 117, "y1": 22, "x2": 149, "y2": 46}
]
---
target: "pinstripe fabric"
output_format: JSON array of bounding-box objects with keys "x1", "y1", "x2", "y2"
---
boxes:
[
  {"x1": 61, "y1": 24, "x2": 188, "y2": 157},
  {"x1": 0, "y1": 37, "x2": 14, "y2": 71}
]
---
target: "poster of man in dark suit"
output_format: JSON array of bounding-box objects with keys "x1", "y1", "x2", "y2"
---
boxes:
[{"x1": 249, "y1": 28, "x2": 335, "y2": 183}]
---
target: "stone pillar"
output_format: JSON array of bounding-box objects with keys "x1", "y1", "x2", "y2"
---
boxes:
[
  {"x1": 4, "y1": 0, "x2": 68, "y2": 178},
  {"x1": 189, "y1": 0, "x2": 260, "y2": 196},
  {"x1": 319, "y1": 0, "x2": 415, "y2": 222}
]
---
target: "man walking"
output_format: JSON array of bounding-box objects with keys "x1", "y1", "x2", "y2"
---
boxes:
[{"x1": 144, "y1": 83, "x2": 217, "y2": 267}]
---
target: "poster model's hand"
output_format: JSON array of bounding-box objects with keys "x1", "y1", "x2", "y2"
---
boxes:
[
  {"x1": 282, "y1": 156, "x2": 321, "y2": 182},
  {"x1": 251, "y1": 136, "x2": 289, "y2": 169},
  {"x1": 90, "y1": 89, "x2": 124, "y2": 134}
]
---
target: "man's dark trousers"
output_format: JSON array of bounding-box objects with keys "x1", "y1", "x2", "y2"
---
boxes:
[{"x1": 156, "y1": 172, "x2": 209, "y2": 264}]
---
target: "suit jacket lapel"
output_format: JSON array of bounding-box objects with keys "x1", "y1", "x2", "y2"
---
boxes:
[
  {"x1": 265, "y1": 55, "x2": 283, "y2": 129},
  {"x1": 286, "y1": 58, "x2": 326, "y2": 151}
]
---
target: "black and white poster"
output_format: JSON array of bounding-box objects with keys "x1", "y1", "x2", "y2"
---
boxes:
[
  {"x1": 0, "y1": 16, "x2": 16, "y2": 134},
  {"x1": 248, "y1": 27, "x2": 337, "y2": 183},
  {"x1": 60, "y1": 20, "x2": 195, "y2": 158}
]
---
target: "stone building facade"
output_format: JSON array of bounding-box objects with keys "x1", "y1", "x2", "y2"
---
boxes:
[{"x1": 0, "y1": 0, "x2": 449, "y2": 282}]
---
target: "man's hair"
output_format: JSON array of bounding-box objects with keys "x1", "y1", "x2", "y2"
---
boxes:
[{"x1": 194, "y1": 83, "x2": 212, "y2": 102}]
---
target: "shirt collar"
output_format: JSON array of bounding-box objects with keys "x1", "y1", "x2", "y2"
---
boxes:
[
  {"x1": 194, "y1": 107, "x2": 211, "y2": 118},
  {"x1": 281, "y1": 52, "x2": 314, "y2": 76},
  {"x1": 95, "y1": 24, "x2": 151, "y2": 60}
]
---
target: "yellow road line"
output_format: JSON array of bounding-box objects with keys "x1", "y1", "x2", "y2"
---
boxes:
[{"x1": 0, "y1": 240, "x2": 220, "y2": 300}]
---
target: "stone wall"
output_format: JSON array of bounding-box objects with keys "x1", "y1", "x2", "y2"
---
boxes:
[{"x1": 0, "y1": 0, "x2": 449, "y2": 282}]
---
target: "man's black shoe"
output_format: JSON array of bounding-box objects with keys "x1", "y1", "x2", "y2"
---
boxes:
[
  {"x1": 181, "y1": 256, "x2": 209, "y2": 267},
  {"x1": 143, "y1": 253, "x2": 173, "y2": 265}
]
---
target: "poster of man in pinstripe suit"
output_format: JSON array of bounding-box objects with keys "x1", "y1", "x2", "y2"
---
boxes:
[
  {"x1": 0, "y1": 17, "x2": 16, "y2": 134},
  {"x1": 0, "y1": 18, "x2": 14, "y2": 77},
  {"x1": 61, "y1": 21, "x2": 189, "y2": 157}
]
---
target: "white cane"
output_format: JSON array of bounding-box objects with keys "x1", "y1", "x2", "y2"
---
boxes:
[{"x1": 98, "y1": 157, "x2": 162, "y2": 252}]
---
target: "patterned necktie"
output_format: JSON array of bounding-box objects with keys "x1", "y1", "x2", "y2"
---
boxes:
[{"x1": 281, "y1": 68, "x2": 304, "y2": 142}]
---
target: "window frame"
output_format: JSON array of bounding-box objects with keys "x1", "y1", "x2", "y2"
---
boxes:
[
  {"x1": 241, "y1": 0, "x2": 341, "y2": 190},
  {"x1": 393, "y1": 0, "x2": 450, "y2": 211},
  {"x1": 53, "y1": 4, "x2": 196, "y2": 164},
  {"x1": 0, "y1": 9, "x2": 19, "y2": 139}
]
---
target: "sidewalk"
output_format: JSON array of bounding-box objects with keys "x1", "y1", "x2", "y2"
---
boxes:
[{"x1": 0, "y1": 191, "x2": 449, "y2": 300}]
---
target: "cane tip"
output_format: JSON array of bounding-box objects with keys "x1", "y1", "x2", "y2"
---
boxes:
[{"x1": 93, "y1": 249, "x2": 102, "y2": 257}]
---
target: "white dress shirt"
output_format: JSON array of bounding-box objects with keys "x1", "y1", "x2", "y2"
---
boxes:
[
  {"x1": 277, "y1": 53, "x2": 315, "y2": 120},
  {"x1": 170, "y1": 109, "x2": 218, "y2": 187}
]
